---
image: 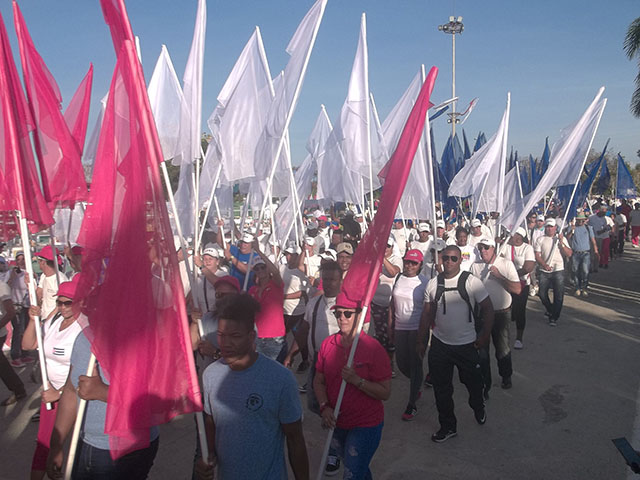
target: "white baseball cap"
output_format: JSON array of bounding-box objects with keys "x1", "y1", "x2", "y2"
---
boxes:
[
  {"x1": 545, "y1": 218, "x2": 557, "y2": 227},
  {"x1": 471, "y1": 219, "x2": 482, "y2": 228},
  {"x1": 418, "y1": 223, "x2": 431, "y2": 233},
  {"x1": 436, "y1": 220, "x2": 446, "y2": 229},
  {"x1": 241, "y1": 233, "x2": 254, "y2": 243}
]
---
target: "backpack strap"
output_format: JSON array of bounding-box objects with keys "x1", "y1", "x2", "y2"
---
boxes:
[
  {"x1": 434, "y1": 271, "x2": 476, "y2": 323},
  {"x1": 457, "y1": 271, "x2": 476, "y2": 323},
  {"x1": 310, "y1": 295, "x2": 324, "y2": 353}
]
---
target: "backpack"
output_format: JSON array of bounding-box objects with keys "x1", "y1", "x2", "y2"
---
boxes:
[{"x1": 433, "y1": 271, "x2": 479, "y2": 325}]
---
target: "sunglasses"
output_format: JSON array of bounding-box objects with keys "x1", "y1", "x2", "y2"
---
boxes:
[
  {"x1": 403, "y1": 260, "x2": 419, "y2": 265},
  {"x1": 215, "y1": 291, "x2": 233, "y2": 299},
  {"x1": 333, "y1": 310, "x2": 357, "y2": 319},
  {"x1": 442, "y1": 255, "x2": 459, "y2": 262},
  {"x1": 253, "y1": 264, "x2": 266, "y2": 271},
  {"x1": 56, "y1": 300, "x2": 73, "y2": 307},
  {"x1": 477, "y1": 244, "x2": 492, "y2": 250}
]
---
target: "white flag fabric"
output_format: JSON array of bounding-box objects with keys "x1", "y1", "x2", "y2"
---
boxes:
[
  {"x1": 203, "y1": 27, "x2": 272, "y2": 188},
  {"x1": 176, "y1": 0, "x2": 206, "y2": 166},
  {"x1": 274, "y1": 106, "x2": 331, "y2": 246},
  {"x1": 254, "y1": 0, "x2": 327, "y2": 180},
  {"x1": 449, "y1": 92, "x2": 510, "y2": 216},
  {"x1": 148, "y1": 45, "x2": 190, "y2": 161},
  {"x1": 501, "y1": 88, "x2": 606, "y2": 231},
  {"x1": 51, "y1": 205, "x2": 84, "y2": 245}
]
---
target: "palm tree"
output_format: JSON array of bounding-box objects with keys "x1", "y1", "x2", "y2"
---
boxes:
[{"x1": 624, "y1": 17, "x2": 640, "y2": 117}]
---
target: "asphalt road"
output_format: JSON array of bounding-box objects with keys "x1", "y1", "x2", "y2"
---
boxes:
[{"x1": 2, "y1": 247, "x2": 639, "y2": 479}]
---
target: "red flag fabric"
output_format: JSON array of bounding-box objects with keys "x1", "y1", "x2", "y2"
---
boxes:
[
  {"x1": 74, "y1": 37, "x2": 201, "y2": 459},
  {"x1": 341, "y1": 67, "x2": 438, "y2": 308},
  {"x1": 64, "y1": 64, "x2": 94, "y2": 155},
  {"x1": 13, "y1": 2, "x2": 88, "y2": 210},
  {"x1": 0, "y1": 9, "x2": 53, "y2": 239}
]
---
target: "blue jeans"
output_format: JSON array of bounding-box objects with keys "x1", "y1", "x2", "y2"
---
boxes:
[
  {"x1": 72, "y1": 438, "x2": 158, "y2": 479},
  {"x1": 331, "y1": 422, "x2": 383, "y2": 480},
  {"x1": 538, "y1": 270, "x2": 565, "y2": 321},
  {"x1": 571, "y1": 251, "x2": 590, "y2": 290},
  {"x1": 256, "y1": 336, "x2": 287, "y2": 363}
]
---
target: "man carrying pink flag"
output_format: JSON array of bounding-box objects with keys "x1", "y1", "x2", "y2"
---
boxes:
[{"x1": 46, "y1": 1, "x2": 201, "y2": 478}]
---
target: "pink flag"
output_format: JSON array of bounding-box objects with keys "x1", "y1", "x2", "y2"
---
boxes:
[
  {"x1": 100, "y1": 0, "x2": 135, "y2": 52},
  {"x1": 75, "y1": 37, "x2": 200, "y2": 463},
  {"x1": 13, "y1": 2, "x2": 88, "y2": 209},
  {"x1": 0, "y1": 9, "x2": 53, "y2": 238},
  {"x1": 64, "y1": 64, "x2": 94, "y2": 155},
  {"x1": 341, "y1": 67, "x2": 438, "y2": 308}
]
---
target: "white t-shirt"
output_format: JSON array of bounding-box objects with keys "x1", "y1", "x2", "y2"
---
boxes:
[
  {"x1": 306, "y1": 295, "x2": 338, "y2": 353},
  {"x1": 0, "y1": 281, "x2": 10, "y2": 337},
  {"x1": 43, "y1": 313, "x2": 84, "y2": 389},
  {"x1": 615, "y1": 214, "x2": 627, "y2": 231},
  {"x1": 391, "y1": 228, "x2": 409, "y2": 256},
  {"x1": 458, "y1": 244, "x2": 479, "y2": 272},
  {"x1": 392, "y1": 274, "x2": 427, "y2": 331},
  {"x1": 530, "y1": 227, "x2": 545, "y2": 247},
  {"x1": 468, "y1": 234, "x2": 483, "y2": 247},
  {"x1": 501, "y1": 243, "x2": 535, "y2": 285},
  {"x1": 10, "y1": 270, "x2": 27, "y2": 305},
  {"x1": 421, "y1": 262, "x2": 439, "y2": 283},
  {"x1": 281, "y1": 266, "x2": 308, "y2": 316},
  {"x1": 425, "y1": 271, "x2": 489, "y2": 345},
  {"x1": 195, "y1": 269, "x2": 228, "y2": 313},
  {"x1": 534, "y1": 236, "x2": 570, "y2": 272},
  {"x1": 410, "y1": 238, "x2": 432, "y2": 256},
  {"x1": 38, "y1": 272, "x2": 69, "y2": 319},
  {"x1": 471, "y1": 258, "x2": 519, "y2": 310},
  {"x1": 304, "y1": 254, "x2": 322, "y2": 280},
  {"x1": 372, "y1": 254, "x2": 402, "y2": 307}
]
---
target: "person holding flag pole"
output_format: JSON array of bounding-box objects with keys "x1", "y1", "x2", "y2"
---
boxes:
[{"x1": 313, "y1": 66, "x2": 438, "y2": 480}]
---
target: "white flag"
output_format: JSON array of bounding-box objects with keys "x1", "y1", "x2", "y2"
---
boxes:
[
  {"x1": 254, "y1": 0, "x2": 327, "y2": 180},
  {"x1": 449, "y1": 92, "x2": 510, "y2": 215},
  {"x1": 501, "y1": 88, "x2": 606, "y2": 231},
  {"x1": 148, "y1": 45, "x2": 190, "y2": 161}
]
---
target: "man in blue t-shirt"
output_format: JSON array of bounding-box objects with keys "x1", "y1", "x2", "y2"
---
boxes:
[
  {"x1": 220, "y1": 229, "x2": 255, "y2": 289},
  {"x1": 566, "y1": 213, "x2": 597, "y2": 297},
  {"x1": 195, "y1": 293, "x2": 309, "y2": 480}
]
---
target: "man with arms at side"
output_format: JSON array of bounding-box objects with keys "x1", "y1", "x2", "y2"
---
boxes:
[
  {"x1": 195, "y1": 293, "x2": 309, "y2": 480},
  {"x1": 417, "y1": 245, "x2": 494, "y2": 442}
]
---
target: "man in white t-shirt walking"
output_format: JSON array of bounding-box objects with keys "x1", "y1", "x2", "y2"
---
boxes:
[
  {"x1": 472, "y1": 238, "x2": 521, "y2": 392},
  {"x1": 35, "y1": 246, "x2": 69, "y2": 319},
  {"x1": 534, "y1": 218, "x2": 572, "y2": 326},
  {"x1": 417, "y1": 245, "x2": 494, "y2": 443},
  {"x1": 410, "y1": 223, "x2": 433, "y2": 256}
]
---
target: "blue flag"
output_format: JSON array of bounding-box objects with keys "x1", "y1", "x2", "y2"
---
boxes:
[
  {"x1": 538, "y1": 137, "x2": 550, "y2": 177},
  {"x1": 473, "y1": 131, "x2": 486, "y2": 152},
  {"x1": 617, "y1": 153, "x2": 638, "y2": 198},
  {"x1": 596, "y1": 157, "x2": 610, "y2": 194},
  {"x1": 462, "y1": 129, "x2": 471, "y2": 161},
  {"x1": 529, "y1": 154, "x2": 539, "y2": 192}
]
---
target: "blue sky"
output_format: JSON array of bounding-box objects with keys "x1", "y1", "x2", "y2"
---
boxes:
[{"x1": 1, "y1": 0, "x2": 638, "y2": 167}]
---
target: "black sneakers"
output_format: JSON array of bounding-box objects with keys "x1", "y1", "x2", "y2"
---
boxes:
[
  {"x1": 325, "y1": 455, "x2": 340, "y2": 476},
  {"x1": 501, "y1": 376, "x2": 512, "y2": 389},
  {"x1": 431, "y1": 428, "x2": 457, "y2": 443},
  {"x1": 474, "y1": 407, "x2": 487, "y2": 425},
  {"x1": 401, "y1": 404, "x2": 418, "y2": 421}
]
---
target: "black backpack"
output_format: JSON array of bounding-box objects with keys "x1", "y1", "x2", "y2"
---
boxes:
[{"x1": 433, "y1": 271, "x2": 479, "y2": 325}]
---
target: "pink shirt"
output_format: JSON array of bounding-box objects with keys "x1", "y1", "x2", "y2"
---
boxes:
[
  {"x1": 316, "y1": 332, "x2": 391, "y2": 429},
  {"x1": 249, "y1": 279, "x2": 285, "y2": 338}
]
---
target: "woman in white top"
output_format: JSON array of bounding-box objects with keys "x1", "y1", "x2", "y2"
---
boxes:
[
  {"x1": 23, "y1": 279, "x2": 83, "y2": 480},
  {"x1": 390, "y1": 249, "x2": 428, "y2": 422},
  {"x1": 502, "y1": 228, "x2": 536, "y2": 349}
]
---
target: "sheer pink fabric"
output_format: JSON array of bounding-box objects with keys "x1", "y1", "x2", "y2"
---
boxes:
[
  {"x1": 75, "y1": 36, "x2": 201, "y2": 459},
  {"x1": 13, "y1": 3, "x2": 88, "y2": 210},
  {"x1": 0, "y1": 10, "x2": 53, "y2": 240},
  {"x1": 64, "y1": 64, "x2": 94, "y2": 155},
  {"x1": 341, "y1": 67, "x2": 438, "y2": 309}
]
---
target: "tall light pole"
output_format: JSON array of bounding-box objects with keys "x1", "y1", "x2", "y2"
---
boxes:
[{"x1": 438, "y1": 15, "x2": 464, "y2": 138}]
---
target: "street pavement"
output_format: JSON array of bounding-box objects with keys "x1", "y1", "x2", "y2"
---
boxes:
[{"x1": 1, "y1": 247, "x2": 639, "y2": 479}]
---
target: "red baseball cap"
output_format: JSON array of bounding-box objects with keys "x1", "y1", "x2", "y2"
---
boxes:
[
  {"x1": 35, "y1": 245, "x2": 63, "y2": 266},
  {"x1": 213, "y1": 276, "x2": 241, "y2": 293},
  {"x1": 56, "y1": 276, "x2": 79, "y2": 300},
  {"x1": 404, "y1": 249, "x2": 424, "y2": 263}
]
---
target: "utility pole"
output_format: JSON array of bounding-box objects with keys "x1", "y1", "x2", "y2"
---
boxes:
[{"x1": 438, "y1": 16, "x2": 464, "y2": 138}]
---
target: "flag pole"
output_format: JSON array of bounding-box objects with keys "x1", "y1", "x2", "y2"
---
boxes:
[
  {"x1": 17, "y1": 212, "x2": 52, "y2": 411},
  {"x1": 315, "y1": 304, "x2": 370, "y2": 480},
  {"x1": 361, "y1": 14, "x2": 375, "y2": 220},
  {"x1": 198, "y1": 161, "x2": 223, "y2": 249},
  {"x1": 63, "y1": 353, "x2": 96, "y2": 480},
  {"x1": 422, "y1": 64, "x2": 439, "y2": 265}
]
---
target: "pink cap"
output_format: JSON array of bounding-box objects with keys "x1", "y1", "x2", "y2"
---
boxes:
[
  {"x1": 35, "y1": 245, "x2": 63, "y2": 266},
  {"x1": 56, "y1": 277, "x2": 79, "y2": 300},
  {"x1": 404, "y1": 249, "x2": 424, "y2": 263},
  {"x1": 71, "y1": 245, "x2": 84, "y2": 256},
  {"x1": 213, "y1": 276, "x2": 241, "y2": 293},
  {"x1": 331, "y1": 291, "x2": 360, "y2": 310}
]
